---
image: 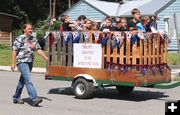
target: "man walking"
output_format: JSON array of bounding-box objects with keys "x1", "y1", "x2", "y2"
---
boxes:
[{"x1": 11, "y1": 23, "x2": 48, "y2": 106}]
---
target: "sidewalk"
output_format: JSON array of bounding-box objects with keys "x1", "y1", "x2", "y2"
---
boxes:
[{"x1": 0, "y1": 66, "x2": 46, "y2": 73}]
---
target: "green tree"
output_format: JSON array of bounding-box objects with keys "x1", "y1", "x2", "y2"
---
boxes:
[{"x1": 0, "y1": 0, "x2": 81, "y2": 30}]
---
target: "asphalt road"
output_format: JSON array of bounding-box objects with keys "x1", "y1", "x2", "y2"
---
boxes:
[{"x1": 0, "y1": 71, "x2": 179, "y2": 115}]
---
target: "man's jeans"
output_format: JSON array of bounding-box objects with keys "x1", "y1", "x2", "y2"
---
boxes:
[{"x1": 13, "y1": 62, "x2": 37, "y2": 101}]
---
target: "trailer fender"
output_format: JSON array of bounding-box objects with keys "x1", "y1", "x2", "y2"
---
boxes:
[{"x1": 72, "y1": 74, "x2": 98, "y2": 87}]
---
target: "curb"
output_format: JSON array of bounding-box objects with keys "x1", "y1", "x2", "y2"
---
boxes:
[
  {"x1": 169, "y1": 65, "x2": 180, "y2": 69},
  {"x1": 0, "y1": 66, "x2": 46, "y2": 73}
]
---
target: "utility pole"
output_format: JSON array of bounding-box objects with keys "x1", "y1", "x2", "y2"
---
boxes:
[
  {"x1": 49, "y1": 0, "x2": 56, "y2": 30},
  {"x1": 52, "y1": 0, "x2": 56, "y2": 19},
  {"x1": 68, "y1": 0, "x2": 71, "y2": 8}
]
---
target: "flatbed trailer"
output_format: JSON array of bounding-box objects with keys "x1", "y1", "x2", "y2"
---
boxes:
[{"x1": 45, "y1": 31, "x2": 180, "y2": 99}]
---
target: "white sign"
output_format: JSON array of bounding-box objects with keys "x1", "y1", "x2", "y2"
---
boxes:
[{"x1": 73, "y1": 43, "x2": 102, "y2": 68}]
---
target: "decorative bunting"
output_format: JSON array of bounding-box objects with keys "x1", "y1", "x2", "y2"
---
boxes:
[
  {"x1": 159, "y1": 30, "x2": 172, "y2": 44},
  {"x1": 121, "y1": 66, "x2": 128, "y2": 74},
  {"x1": 112, "y1": 32, "x2": 121, "y2": 49},
  {"x1": 137, "y1": 32, "x2": 145, "y2": 39},
  {"x1": 131, "y1": 32, "x2": 139, "y2": 45},
  {"x1": 126, "y1": 31, "x2": 132, "y2": 39},
  {"x1": 93, "y1": 32, "x2": 100, "y2": 42},
  {"x1": 105, "y1": 62, "x2": 170, "y2": 76},
  {"x1": 63, "y1": 32, "x2": 71, "y2": 45},
  {"x1": 49, "y1": 32, "x2": 55, "y2": 49},
  {"x1": 83, "y1": 32, "x2": 90, "y2": 43},
  {"x1": 119, "y1": 32, "x2": 126, "y2": 48},
  {"x1": 101, "y1": 33, "x2": 109, "y2": 46},
  {"x1": 140, "y1": 67, "x2": 147, "y2": 76},
  {"x1": 72, "y1": 32, "x2": 80, "y2": 43},
  {"x1": 150, "y1": 67, "x2": 156, "y2": 75}
]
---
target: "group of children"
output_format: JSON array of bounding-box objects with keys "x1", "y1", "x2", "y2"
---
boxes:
[{"x1": 60, "y1": 8, "x2": 158, "y2": 33}]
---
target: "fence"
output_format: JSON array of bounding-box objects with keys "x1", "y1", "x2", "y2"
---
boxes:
[{"x1": 46, "y1": 31, "x2": 169, "y2": 70}]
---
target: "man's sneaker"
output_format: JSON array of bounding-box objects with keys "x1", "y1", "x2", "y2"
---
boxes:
[
  {"x1": 32, "y1": 97, "x2": 43, "y2": 106},
  {"x1": 13, "y1": 99, "x2": 24, "y2": 104}
]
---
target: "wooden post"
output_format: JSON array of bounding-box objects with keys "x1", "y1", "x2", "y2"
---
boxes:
[
  {"x1": 157, "y1": 34, "x2": 160, "y2": 64},
  {"x1": 52, "y1": 0, "x2": 56, "y2": 19},
  {"x1": 132, "y1": 43, "x2": 137, "y2": 65},
  {"x1": 126, "y1": 36, "x2": 130, "y2": 64},
  {"x1": 148, "y1": 34, "x2": 152, "y2": 65},
  {"x1": 67, "y1": 39, "x2": 73, "y2": 66},
  {"x1": 112, "y1": 33, "x2": 118, "y2": 64},
  {"x1": 152, "y1": 34, "x2": 156, "y2": 64},
  {"x1": 56, "y1": 35, "x2": 60, "y2": 66},
  {"x1": 144, "y1": 38, "x2": 147, "y2": 65},
  {"x1": 52, "y1": 43, "x2": 57, "y2": 65},
  {"x1": 46, "y1": 33, "x2": 50, "y2": 65},
  {"x1": 106, "y1": 45, "x2": 111, "y2": 63},
  {"x1": 62, "y1": 34, "x2": 66, "y2": 66},
  {"x1": 139, "y1": 39, "x2": 143, "y2": 65},
  {"x1": 102, "y1": 44, "x2": 105, "y2": 68},
  {"x1": 120, "y1": 33, "x2": 124, "y2": 64}
]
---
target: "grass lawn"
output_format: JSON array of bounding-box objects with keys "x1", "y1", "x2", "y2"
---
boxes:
[
  {"x1": 0, "y1": 49, "x2": 47, "y2": 67},
  {"x1": 0, "y1": 49, "x2": 180, "y2": 67},
  {"x1": 167, "y1": 53, "x2": 180, "y2": 65}
]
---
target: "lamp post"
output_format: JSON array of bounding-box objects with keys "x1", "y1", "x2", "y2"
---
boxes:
[{"x1": 49, "y1": 0, "x2": 52, "y2": 18}]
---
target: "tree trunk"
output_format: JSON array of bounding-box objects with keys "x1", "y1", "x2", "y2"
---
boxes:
[{"x1": 53, "y1": 0, "x2": 56, "y2": 18}]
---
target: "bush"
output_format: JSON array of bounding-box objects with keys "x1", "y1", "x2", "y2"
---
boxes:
[
  {"x1": 50, "y1": 19, "x2": 61, "y2": 30},
  {"x1": 0, "y1": 44, "x2": 10, "y2": 50},
  {"x1": 13, "y1": 29, "x2": 22, "y2": 39},
  {"x1": 36, "y1": 30, "x2": 46, "y2": 50}
]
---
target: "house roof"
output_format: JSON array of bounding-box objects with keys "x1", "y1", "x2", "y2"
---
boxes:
[
  {"x1": 84, "y1": 0, "x2": 150, "y2": 16},
  {"x1": 120, "y1": 0, "x2": 176, "y2": 17},
  {"x1": 0, "y1": 12, "x2": 19, "y2": 18},
  {"x1": 63, "y1": 0, "x2": 175, "y2": 17}
]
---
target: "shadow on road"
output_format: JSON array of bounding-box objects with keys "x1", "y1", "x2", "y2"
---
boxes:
[
  {"x1": 48, "y1": 87, "x2": 169, "y2": 101},
  {"x1": 22, "y1": 96, "x2": 52, "y2": 107},
  {"x1": 48, "y1": 87, "x2": 73, "y2": 95}
]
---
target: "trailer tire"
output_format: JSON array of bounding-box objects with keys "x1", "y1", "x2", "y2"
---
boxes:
[
  {"x1": 116, "y1": 85, "x2": 134, "y2": 93},
  {"x1": 72, "y1": 78, "x2": 94, "y2": 99}
]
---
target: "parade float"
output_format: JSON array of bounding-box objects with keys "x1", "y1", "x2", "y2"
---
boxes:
[{"x1": 45, "y1": 31, "x2": 180, "y2": 99}]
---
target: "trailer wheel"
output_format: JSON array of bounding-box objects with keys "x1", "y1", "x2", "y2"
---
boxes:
[
  {"x1": 116, "y1": 85, "x2": 134, "y2": 93},
  {"x1": 72, "y1": 78, "x2": 94, "y2": 99}
]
